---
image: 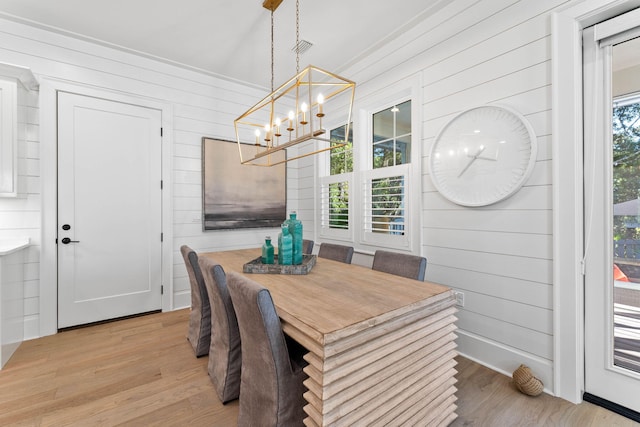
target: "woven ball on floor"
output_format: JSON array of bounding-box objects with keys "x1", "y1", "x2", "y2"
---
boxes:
[{"x1": 512, "y1": 364, "x2": 544, "y2": 396}]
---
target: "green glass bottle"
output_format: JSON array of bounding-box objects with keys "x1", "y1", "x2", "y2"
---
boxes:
[
  {"x1": 280, "y1": 224, "x2": 293, "y2": 265},
  {"x1": 288, "y1": 211, "x2": 303, "y2": 265},
  {"x1": 261, "y1": 236, "x2": 274, "y2": 264}
]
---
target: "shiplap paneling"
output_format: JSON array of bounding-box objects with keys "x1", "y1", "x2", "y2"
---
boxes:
[
  {"x1": 426, "y1": 264, "x2": 552, "y2": 308},
  {"x1": 424, "y1": 63, "x2": 551, "y2": 121},
  {"x1": 0, "y1": 14, "x2": 302, "y2": 337},
  {"x1": 423, "y1": 185, "x2": 552, "y2": 211},
  {"x1": 414, "y1": 0, "x2": 558, "y2": 384},
  {"x1": 459, "y1": 289, "x2": 553, "y2": 334},
  {"x1": 427, "y1": 246, "x2": 552, "y2": 284},
  {"x1": 424, "y1": 228, "x2": 552, "y2": 259},
  {"x1": 457, "y1": 309, "x2": 553, "y2": 360},
  {"x1": 423, "y1": 209, "x2": 552, "y2": 235},
  {"x1": 292, "y1": 0, "x2": 569, "y2": 391},
  {"x1": 422, "y1": 86, "x2": 551, "y2": 142}
]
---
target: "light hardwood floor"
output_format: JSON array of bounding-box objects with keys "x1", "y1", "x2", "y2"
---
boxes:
[{"x1": 0, "y1": 309, "x2": 637, "y2": 426}]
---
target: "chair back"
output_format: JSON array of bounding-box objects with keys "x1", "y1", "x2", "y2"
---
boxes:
[
  {"x1": 227, "y1": 272, "x2": 307, "y2": 426},
  {"x1": 317, "y1": 243, "x2": 354, "y2": 264},
  {"x1": 198, "y1": 257, "x2": 241, "y2": 403},
  {"x1": 180, "y1": 245, "x2": 211, "y2": 357},
  {"x1": 372, "y1": 250, "x2": 427, "y2": 281},
  {"x1": 302, "y1": 239, "x2": 314, "y2": 254}
]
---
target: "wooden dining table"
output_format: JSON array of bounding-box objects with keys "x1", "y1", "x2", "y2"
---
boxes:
[{"x1": 202, "y1": 248, "x2": 458, "y2": 426}]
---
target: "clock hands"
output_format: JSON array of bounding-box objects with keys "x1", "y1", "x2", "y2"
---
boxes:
[
  {"x1": 457, "y1": 146, "x2": 498, "y2": 178},
  {"x1": 474, "y1": 153, "x2": 498, "y2": 161}
]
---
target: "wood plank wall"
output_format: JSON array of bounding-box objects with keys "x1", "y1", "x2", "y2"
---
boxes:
[
  {"x1": 297, "y1": 0, "x2": 572, "y2": 392},
  {"x1": 0, "y1": 16, "x2": 300, "y2": 338}
]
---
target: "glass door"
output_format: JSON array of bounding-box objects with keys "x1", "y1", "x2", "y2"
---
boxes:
[
  {"x1": 583, "y1": 11, "x2": 640, "y2": 416},
  {"x1": 611, "y1": 86, "x2": 640, "y2": 376}
]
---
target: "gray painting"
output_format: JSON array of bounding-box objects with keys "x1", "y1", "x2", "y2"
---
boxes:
[{"x1": 202, "y1": 138, "x2": 286, "y2": 230}]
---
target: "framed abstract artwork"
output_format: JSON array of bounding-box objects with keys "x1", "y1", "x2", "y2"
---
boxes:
[{"x1": 201, "y1": 138, "x2": 286, "y2": 230}]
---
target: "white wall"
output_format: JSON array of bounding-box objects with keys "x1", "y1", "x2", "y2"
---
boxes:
[
  {"x1": 419, "y1": 0, "x2": 557, "y2": 392},
  {"x1": 299, "y1": 0, "x2": 567, "y2": 393},
  {"x1": 0, "y1": 16, "x2": 299, "y2": 338}
]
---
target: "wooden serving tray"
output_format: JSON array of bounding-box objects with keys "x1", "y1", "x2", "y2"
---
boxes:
[{"x1": 243, "y1": 254, "x2": 316, "y2": 275}]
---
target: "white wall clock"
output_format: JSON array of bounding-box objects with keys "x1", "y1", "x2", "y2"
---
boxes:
[{"x1": 429, "y1": 105, "x2": 537, "y2": 207}]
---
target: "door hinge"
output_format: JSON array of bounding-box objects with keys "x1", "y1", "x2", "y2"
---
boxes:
[
  {"x1": 161, "y1": 233, "x2": 164, "y2": 242},
  {"x1": 160, "y1": 127, "x2": 163, "y2": 137},
  {"x1": 161, "y1": 285, "x2": 164, "y2": 295},
  {"x1": 160, "y1": 180, "x2": 163, "y2": 190}
]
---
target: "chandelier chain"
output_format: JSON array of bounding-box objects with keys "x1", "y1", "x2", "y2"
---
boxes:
[
  {"x1": 271, "y1": 9, "x2": 274, "y2": 93},
  {"x1": 295, "y1": 0, "x2": 300, "y2": 75}
]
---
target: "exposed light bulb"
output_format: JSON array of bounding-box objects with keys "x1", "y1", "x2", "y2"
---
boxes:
[
  {"x1": 317, "y1": 94, "x2": 324, "y2": 118},
  {"x1": 264, "y1": 123, "x2": 271, "y2": 142},
  {"x1": 287, "y1": 111, "x2": 295, "y2": 132},
  {"x1": 274, "y1": 118, "x2": 282, "y2": 137}
]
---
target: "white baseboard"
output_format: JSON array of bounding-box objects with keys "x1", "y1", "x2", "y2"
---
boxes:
[
  {"x1": 172, "y1": 291, "x2": 190, "y2": 311},
  {"x1": 456, "y1": 329, "x2": 555, "y2": 396},
  {"x1": 23, "y1": 315, "x2": 40, "y2": 340}
]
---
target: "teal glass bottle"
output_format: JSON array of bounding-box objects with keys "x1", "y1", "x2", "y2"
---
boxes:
[
  {"x1": 261, "y1": 236, "x2": 274, "y2": 264},
  {"x1": 280, "y1": 224, "x2": 293, "y2": 265},
  {"x1": 288, "y1": 211, "x2": 303, "y2": 265}
]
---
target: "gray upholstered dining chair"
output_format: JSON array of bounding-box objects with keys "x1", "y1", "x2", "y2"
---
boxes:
[
  {"x1": 180, "y1": 245, "x2": 211, "y2": 357},
  {"x1": 226, "y1": 271, "x2": 308, "y2": 426},
  {"x1": 302, "y1": 239, "x2": 314, "y2": 254},
  {"x1": 198, "y1": 256, "x2": 242, "y2": 404},
  {"x1": 372, "y1": 249, "x2": 427, "y2": 281},
  {"x1": 317, "y1": 242, "x2": 354, "y2": 264}
]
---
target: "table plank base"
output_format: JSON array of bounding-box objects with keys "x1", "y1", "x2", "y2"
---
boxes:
[{"x1": 302, "y1": 295, "x2": 457, "y2": 426}]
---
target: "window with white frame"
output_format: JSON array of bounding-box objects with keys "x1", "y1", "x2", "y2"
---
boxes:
[
  {"x1": 319, "y1": 124, "x2": 353, "y2": 237},
  {"x1": 318, "y1": 79, "x2": 420, "y2": 252},
  {"x1": 361, "y1": 101, "x2": 412, "y2": 248}
]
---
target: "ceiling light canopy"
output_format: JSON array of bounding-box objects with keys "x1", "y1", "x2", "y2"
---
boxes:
[{"x1": 233, "y1": 0, "x2": 356, "y2": 167}]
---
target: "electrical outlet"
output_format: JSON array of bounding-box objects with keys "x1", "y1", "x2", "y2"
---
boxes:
[{"x1": 454, "y1": 291, "x2": 465, "y2": 307}]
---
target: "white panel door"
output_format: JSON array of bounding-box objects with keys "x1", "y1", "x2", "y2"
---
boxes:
[{"x1": 57, "y1": 92, "x2": 162, "y2": 328}]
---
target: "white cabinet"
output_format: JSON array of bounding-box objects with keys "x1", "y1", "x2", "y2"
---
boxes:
[
  {"x1": 0, "y1": 238, "x2": 29, "y2": 369},
  {"x1": 0, "y1": 63, "x2": 37, "y2": 197}
]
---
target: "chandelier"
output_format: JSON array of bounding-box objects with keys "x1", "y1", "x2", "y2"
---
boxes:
[{"x1": 234, "y1": 0, "x2": 356, "y2": 166}]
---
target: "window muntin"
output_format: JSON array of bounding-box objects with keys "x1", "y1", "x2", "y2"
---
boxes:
[
  {"x1": 372, "y1": 100, "x2": 411, "y2": 169},
  {"x1": 320, "y1": 123, "x2": 354, "y2": 235}
]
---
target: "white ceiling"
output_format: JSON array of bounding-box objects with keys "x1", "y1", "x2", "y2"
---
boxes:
[{"x1": 0, "y1": 0, "x2": 448, "y2": 89}]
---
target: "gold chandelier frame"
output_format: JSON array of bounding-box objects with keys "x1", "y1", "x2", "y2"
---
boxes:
[
  {"x1": 234, "y1": 65, "x2": 355, "y2": 166},
  {"x1": 233, "y1": 0, "x2": 356, "y2": 167}
]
